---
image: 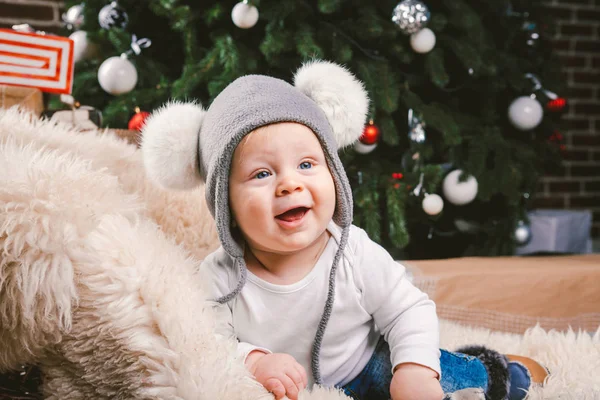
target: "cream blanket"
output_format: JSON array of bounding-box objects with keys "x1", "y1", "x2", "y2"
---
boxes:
[{"x1": 0, "y1": 108, "x2": 598, "y2": 399}]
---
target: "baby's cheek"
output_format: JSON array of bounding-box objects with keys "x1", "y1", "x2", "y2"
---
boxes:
[{"x1": 240, "y1": 194, "x2": 269, "y2": 218}]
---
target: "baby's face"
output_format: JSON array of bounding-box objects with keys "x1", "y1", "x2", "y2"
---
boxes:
[{"x1": 229, "y1": 122, "x2": 336, "y2": 255}]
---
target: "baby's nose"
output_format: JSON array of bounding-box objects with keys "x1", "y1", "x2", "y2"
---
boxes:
[{"x1": 276, "y1": 175, "x2": 304, "y2": 196}]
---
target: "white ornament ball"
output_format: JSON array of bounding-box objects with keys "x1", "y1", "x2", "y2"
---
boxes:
[
  {"x1": 69, "y1": 31, "x2": 97, "y2": 63},
  {"x1": 354, "y1": 141, "x2": 377, "y2": 154},
  {"x1": 410, "y1": 28, "x2": 436, "y2": 54},
  {"x1": 422, "y1": 193, "x2": 444, "y2": 215},
  {"x1": 508, "y1": 96, "x2": 543, "y2": 131},
  {"x1": 514, "y1": 220, "x2": 532, "y2": 245},
  {"x1": 442, "y1": 169, "x2": 478, "y2": 206},
  {"x1": 98, "y1": 55, "x2": 137, "y2": 95},
  {"x1": 231, "y1": 2, "x2": 259, "y2": 29}
]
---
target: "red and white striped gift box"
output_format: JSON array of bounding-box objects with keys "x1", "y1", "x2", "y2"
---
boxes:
[{"x1": 0, "y1": 29, "x2": 74, "y2": 94}]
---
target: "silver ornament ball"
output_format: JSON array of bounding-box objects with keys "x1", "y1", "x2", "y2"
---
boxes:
[
  {"x1": 514, "y1": 220, "x2": 532, "y2": 246},
  {"x1": 408, "y1": 120, "x2": 426, "y2": 143},
  {"x1": 98, "y1": 1, "x2": 129, "y2": 30},
  {"x1": 63, "y1": 4, "x2": 85, "y2": 30},
  {"x1": 392, "y1": 0, "x2": 431, "y2": 35}
]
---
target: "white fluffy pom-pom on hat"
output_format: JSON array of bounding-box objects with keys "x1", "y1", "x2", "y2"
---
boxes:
[
  {"x1": 294, "y1": 60, "x2": 369, "y2": 148},
  {"x1": 141, "y1": 101, "x2": 205, "y2": 190}
]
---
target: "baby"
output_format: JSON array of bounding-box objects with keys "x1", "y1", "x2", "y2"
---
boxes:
[{"x1": 142, "y1": 61, "x2": 543, "y2": 400}]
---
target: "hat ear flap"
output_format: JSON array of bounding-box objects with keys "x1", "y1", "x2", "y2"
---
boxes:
[
  {"x1": 294, "y1": 60, "x2": 370, "y2": 149},
  {"x1": 141, "y1": 101, "x2": 205, "y2": 190}
]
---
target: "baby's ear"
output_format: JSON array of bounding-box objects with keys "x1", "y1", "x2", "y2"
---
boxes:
[
  {"x1": 294, "y1": 60, "x2": 370, "y2": 149},
  {"x1": 141, "y1": 101, "x2": 205, "y2": 190}
]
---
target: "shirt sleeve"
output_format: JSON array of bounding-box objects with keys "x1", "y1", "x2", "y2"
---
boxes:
[
  {"x1": 209, "y1": 299, "x2": 272, "y2": 362},
  {"x1": 350, "y1": 227, "x2": 441, "y2": 377},
  {"x1": 200, "y1": 253, "x2": 272, "y2": 363}
]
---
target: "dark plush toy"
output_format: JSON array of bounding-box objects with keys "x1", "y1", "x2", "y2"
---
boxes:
[{"x1": 442, "y1": 345, "x2": 548, "y2": 400}]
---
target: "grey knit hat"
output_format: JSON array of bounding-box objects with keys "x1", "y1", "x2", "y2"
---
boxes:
[{"x1": 142, "y1": 60, "x2": 369, "y2": 385}]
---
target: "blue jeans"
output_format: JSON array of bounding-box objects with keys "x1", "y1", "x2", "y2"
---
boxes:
[{"x1": 338, "y1": 337, "x2": 530, "y2": 400}]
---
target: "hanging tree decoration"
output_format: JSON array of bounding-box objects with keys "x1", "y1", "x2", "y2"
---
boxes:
[
  {"x1": 70, "y1": 30, "x2": 98, "y2": 63},
  {"x1": 508, "y1": 73, "x2": 549, "y2": 131},
  {"x1": 508, "y1": 95, "x2": 543, "y2": 131},
  {"x1": 412, "y1": 172, "x2": 425, "y2": 196},
  {"x1": 232, "y1": 0, "x2": 259, "y2": 29},
  {"x1": 98, "y1": 34, "x2": 151, "y2": 95},
  {"x1": 442, "y1": 169, "x2": 478, "y2": 206},
  {"x1": 62, "y1": 3, "x2": 85, "y2": 31},
  {"x1": 392, "y1": 0, "x2": 430, "y2": 34},
  {"x1": 546, "y1": 95, "x2": 567, "y2": 113},
  {"x1": 98, "y1": 1, "x2": 129, "y2": 30},
  {"x1": 422, "y1": 193, "x2": 444, "y2": 216},
  {"x1": 391, "y1": 0, "x2": 436, "y2": 54},
  {"x1": 521, "y1": 20, "x2": 540, "y2": 49},
  {"x1": 410, "y1": 27, "x2": 436, "y2": 54},
  {"x1": 411, "y1": 172, "x2": 444, "y2": 216},
  {"x1": 524, "y1": 73, "x2": 567, "y2": 114},
  {"x1": 128, "y1": 107, "x2": 151, "y2": 131},
  {"x1": 513, "y1": 219, "x2": 532, "y2": 246},
  {"x1": 354, "y1": 119, "x2": 380, "y2": 154},
  {"x1": 408, "y1": 109, "x2": 426, "y2": 144}
]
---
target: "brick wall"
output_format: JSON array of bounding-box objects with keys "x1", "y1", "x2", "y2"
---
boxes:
[
  {"x1": 2, "y1": 0, "x2": 599, "y2": 235},
  {"x1": 537, "y1": 0, "x2": 600, "y2": 237},
  {"x1": 0, "y1": 0, "x2": 64, "y2": 32}
]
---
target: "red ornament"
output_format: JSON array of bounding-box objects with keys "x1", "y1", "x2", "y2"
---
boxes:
[
  {"x1": 359, "y1": 120, "x2": 380, "y2": 145},
  {"x1": 546, "y1": 97, "x2": 567, "y2": 113},
  {"x1": 128, "y1": 107, "x2": 151, "y2": 131},
  {"x1": 392, "y1": 172, "x2": 404, "y2": 179}
]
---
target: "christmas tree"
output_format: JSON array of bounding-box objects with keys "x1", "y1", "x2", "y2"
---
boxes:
[{"x1": 56, "y1": 0, "x2": 565, "y2": 259}]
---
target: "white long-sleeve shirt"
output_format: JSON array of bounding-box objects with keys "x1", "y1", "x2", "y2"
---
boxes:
[{"x1": 201, "y1": 222, "x2": 440, "y2": 387}]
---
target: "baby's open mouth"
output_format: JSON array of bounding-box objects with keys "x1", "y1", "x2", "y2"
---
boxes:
[{"x1": 275, "y1": 207, "x2": 309, "y2": 222}]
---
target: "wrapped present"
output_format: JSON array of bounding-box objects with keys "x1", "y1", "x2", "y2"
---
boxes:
[
  {"x1": 45, "y1": 94, "x2": 102, "y2": 130},
  {"x1": 0, "y1": 28, "x2": 74, "y2": 94},
  {"x1": 47, "y1": 106, "x2": 103, "y2": 130},
  {"x1": 516, "y1": 209, "x2": 592, "y2": 255},
  {"x1": 0, "y1": 84, "x2": 44, "y2": 116}
]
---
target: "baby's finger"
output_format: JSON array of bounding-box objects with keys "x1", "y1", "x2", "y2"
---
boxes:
[
  {"x1": 293, "y1": 363, "x2": 308, "y2": 390},
  {"x1": 280, "y1": 374, "x2": 299, "y2": 400},
  {"x1": 287, "y1": 366, "x2": 305, "y2": 392},
  {"x1": 264, "y1": 378, "x2": 286, "y2": 399}
]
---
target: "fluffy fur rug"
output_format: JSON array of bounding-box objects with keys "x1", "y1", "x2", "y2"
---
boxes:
[{"x1": 0, "y1": 107, "x2": 598, "y2": 399}]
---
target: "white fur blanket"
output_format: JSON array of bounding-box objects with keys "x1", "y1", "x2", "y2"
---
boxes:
[{"x1": 0, "y1": 108, "x2": 598, "y2": 399}]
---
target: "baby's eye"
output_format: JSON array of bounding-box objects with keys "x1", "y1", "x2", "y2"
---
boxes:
[
  {"x1": 299, "y1": 161, "x2": 313, "y2": 170},
  {"x1": 254, "y1": 171, "x2": 271, "y2": 179}
]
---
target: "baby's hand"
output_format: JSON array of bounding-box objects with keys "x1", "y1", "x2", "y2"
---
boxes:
[
  {"x1": 390, "y1": 363, "x2": 444, "y2": 400},
  {"x1": 245, "y1": 351, "x2": 308, "y2": 400}
]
